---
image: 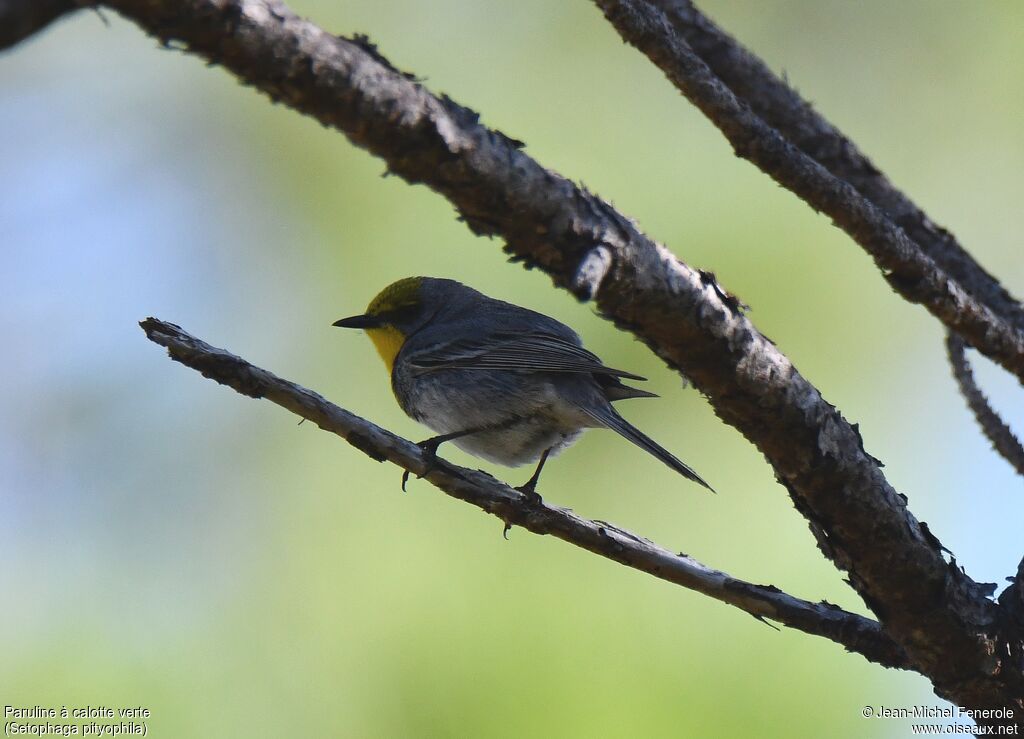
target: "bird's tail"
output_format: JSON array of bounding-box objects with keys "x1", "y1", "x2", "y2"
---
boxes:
[{"x1": 580, "y1": 404, "x2": 714, "y2": 492}]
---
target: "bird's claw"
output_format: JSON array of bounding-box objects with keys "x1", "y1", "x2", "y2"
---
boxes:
[
  {"x1": 514, "y1": 482, "x2": 543, "y2": 506},
  {"x1": 401, "y1": 438, "x2": 443, "y2": 492}
]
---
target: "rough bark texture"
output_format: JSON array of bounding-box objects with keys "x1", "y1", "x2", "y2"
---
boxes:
[
  {"x1": 593, "y1": 0, "x2": 1024, "y2": 384},
  {"x1": 141, "y1": 317, "x2": 910, "y2": 669},
  {"x1": 946, "y1": 333, "x2": 1024, "y2": 479},
  {"x1": 5, "y1": 0, "x2": 1022, "y2": 722},
  {"x1": 648, "y1": 0, "x2": 1024, "y2": 336}
]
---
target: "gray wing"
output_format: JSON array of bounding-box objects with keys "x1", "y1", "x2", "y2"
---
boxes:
[{"x1": 407, "y1": 330, "x2": 647, "y2": 381}]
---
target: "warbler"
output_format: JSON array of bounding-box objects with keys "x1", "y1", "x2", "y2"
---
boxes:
[{"x1": 333, "y1": 277, "x2": 712, "y2": 495}]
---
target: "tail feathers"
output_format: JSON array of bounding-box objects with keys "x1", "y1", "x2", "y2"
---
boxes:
[
  {"x1": 603, "y1": 381, "x2": 658, "y2": 401},
  {"x1": 581, "y1": 405, "x2": 714, "y2": 492}
]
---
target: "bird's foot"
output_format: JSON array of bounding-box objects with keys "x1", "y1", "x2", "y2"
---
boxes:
[
  {"x1": 401, "y1": 437, "x2": 445, "y2": 492},
  {"x1": 514, "y1": 480, "x2": 543, "y2": 506}
]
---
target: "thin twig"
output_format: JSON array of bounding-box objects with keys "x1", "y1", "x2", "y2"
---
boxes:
[
  {"x1": 946, "y1": 331, "x2": 1024, "y2": 478},
  {"x1": 139, "y1": 316, "x2": 910, "y2": 670},
  {"x1": 647, "y1": 0, "x2": 1024, "y2": 335},
  {"x1": 592, "y1": 0, "x2": 1024, "y2": 383}
]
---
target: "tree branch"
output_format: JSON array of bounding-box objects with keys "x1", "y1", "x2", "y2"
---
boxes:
[
  {"x1": 0, "y1": 0, "x2": 77, "y2": 51},
  {"x1": 644, "y1": 0, "x2": 1024, "y2": 336},
  {"x1": 592, "y1": 0, "x2": 1024, "y2": 386},
  {"x1": 1001, "y1": 558, "x2": 1024, "y2": 634},
  {"x1": 945, "y1": 332, "x2": 1024, "y2": 479},
  {"x1": 139, "y1": 316, "x2": 910, "y2": 670},
  {"x1": 635, "y1": 0, "x2": 1024, "y2": 496}
]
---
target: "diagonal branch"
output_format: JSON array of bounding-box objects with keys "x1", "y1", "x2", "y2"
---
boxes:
[
  {"x1": 645, "y1": 0, "x2": 1024, "y2": 335},
  {"x1": 946, "y1": 331, "x2": 1024, "y2": 479},
  {"x1": 592, "y1": 0, "x2": 1024, "y2": 384},
  {"x1": 139, "y1": 316, "x2": 911, "y2": 670},
  {"x1": 636, "y1": 0, "x2": 1024, "y2": 485},
  {"x1": 12, "y1": 0, "x2": 1019, "y2": 716}
]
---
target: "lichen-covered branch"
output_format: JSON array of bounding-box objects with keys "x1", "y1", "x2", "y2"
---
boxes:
[
  {"x1": 140, "y1": 317, "x2": 910, "y2": 669},
  {"x1": 592, "y1": 0, "x2": 1024, "y2": 384},
  {"x1": 644, "y1": 0, "x2": 1024, "y2": 336},
  {"x1": 946, "y1": 332, "x2": 1024, "y2": 479}
]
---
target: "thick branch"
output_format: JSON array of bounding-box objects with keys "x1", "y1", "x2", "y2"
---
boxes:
[
  {"x1": 946, "y1": 332, "x2": 1024, "y2": 479},
  {"x1": 593, "y1": 0, "x2": 1024, "y2": 384},
  {"x1": 80, "y1": 0, "x2": 1016, "y2": 714},
  {"x1": 1002, "y1": 558, "x2": 1024, "y2": 631},
  {"x1": 999, "y1": 558, "x2": 1024, "y2": 689},
  {"x1": 0, "y1": 0, "x2": 77, "y2": 50},
  {"x1": 140, "y1": 317, "x2": 910, "y2": 669},
  {"x1": 647, "y1": 0, "x2": 1024, "y2": 335}
]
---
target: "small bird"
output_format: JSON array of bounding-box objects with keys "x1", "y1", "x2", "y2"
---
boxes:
[{"x1": 333, "y1": 277, "x2": 712, "y2": 496}]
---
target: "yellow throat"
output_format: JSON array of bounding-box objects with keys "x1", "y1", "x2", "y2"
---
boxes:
[
  {"x1": 363, "y1": 277, "x2": 423, "y2": 373},
  {"x1": 366, "y1": 325, "x2": 405, "y2": 373}
]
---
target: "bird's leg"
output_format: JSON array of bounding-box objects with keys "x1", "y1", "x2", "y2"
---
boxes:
[
  {"x1": 399, "y1": 413, "x2": 528, "y2": 489},
  {"x1": 401, "y1": 418, "x2": 523, "y2": 491},
  {"x1": 401, "y1": 429, "x2": 477, "y2": 492},
  {"x1": 515, "y1": 447, "x2": 552, "y2": 505}
]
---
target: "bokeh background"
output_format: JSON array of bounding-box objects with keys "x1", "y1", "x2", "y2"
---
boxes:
[{"x1": 3, "y1": 1, "x2": 1022, "y2": 736}]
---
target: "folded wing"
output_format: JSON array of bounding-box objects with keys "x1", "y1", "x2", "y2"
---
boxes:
[{"x1": 408, "y1": 330, "x2": 648, "y2": 381}]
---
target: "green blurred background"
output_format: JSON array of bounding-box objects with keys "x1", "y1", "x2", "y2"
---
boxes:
[{"x1": 2, "y1": 1, "x2": 1022, "y2": 736}]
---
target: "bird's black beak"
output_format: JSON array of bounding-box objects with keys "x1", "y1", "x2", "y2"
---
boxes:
[{"x1": 332, "y1": 314, "x2": 385, "y2": 329}]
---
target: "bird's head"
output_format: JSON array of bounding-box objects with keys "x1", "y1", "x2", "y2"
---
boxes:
[{"x1": 333, "y1": 276, "x2": 434, "y2": 372}]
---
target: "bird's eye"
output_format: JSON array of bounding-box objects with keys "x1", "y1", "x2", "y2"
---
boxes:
[{"x1": 385, "y1": 303, "x2": 420, "y2": 324}]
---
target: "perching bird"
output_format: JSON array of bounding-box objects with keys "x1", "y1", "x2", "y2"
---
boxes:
[{"x1": 333, "y1": 277, "x2": 711, "y2": 496}]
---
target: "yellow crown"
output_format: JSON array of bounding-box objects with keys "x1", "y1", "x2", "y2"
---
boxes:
[
  {"x1": 362, "y1": 277, "x2": 424, "y2": 374},
  {"x1": 366, "y1": 276, "x2": 423, "y2": 315}
]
